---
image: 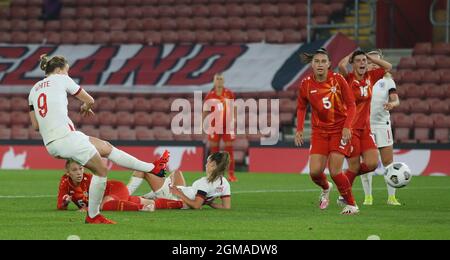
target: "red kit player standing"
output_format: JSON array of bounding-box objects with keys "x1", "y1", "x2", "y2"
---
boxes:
[
  {"x1": 296, "y1": 48, "x2": 359, "y2": 215},
  {"x1": 204, "y1": 73, "x2": 237, "y2": 182},
  {"x1": 338, "y1": 51, "x2": 392, "y2": 195}
]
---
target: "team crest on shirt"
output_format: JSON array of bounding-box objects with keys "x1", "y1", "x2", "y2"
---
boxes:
[{"x1": 330, "y1": 86, "x2": 337, "y2": 93}]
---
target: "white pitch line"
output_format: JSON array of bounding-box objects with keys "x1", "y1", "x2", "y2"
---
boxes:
[{"x1": 0, "y1": 186, "x2": 448, "y2": 199}]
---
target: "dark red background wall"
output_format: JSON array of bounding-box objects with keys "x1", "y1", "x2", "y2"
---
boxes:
[{"x1": 377, "y1": 0, "x2": 434, "y2": 48}]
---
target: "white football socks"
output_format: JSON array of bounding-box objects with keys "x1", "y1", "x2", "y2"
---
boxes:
[
  {"x1": 361, "y1": 172, "x2": 373, "y2": 197},
  {"x1": 88, "y1": 175, "x2": 107, "y2": 218},
  {"x1": 386, "y1": 179, "x2": 397, "y2": 197},
  {"x1": 108, "y1": 147, "x2": 155, "y2": 173},
  {"x1": 127, "y1": 176, "x2": 144, "y2": 195}
]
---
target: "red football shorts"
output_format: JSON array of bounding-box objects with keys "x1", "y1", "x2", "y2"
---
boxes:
[
  {"x1": 104, "y1": 180, "x2": 130, "y2": 201},
  {"x1": 310, "y1": 131, "x2": 352, "y2": 157},
  {"x1": 208, "y1": 131, "x2": 236, "y2": 142},
  {"x1": 349, "y1": 128, "x2": 377, "y2": 158}
]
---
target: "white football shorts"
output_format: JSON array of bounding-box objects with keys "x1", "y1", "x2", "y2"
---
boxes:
[
  {"x1": 45, "y1": 131, "x2": 98, "y2": 166},
  {"x1": 371, "y1": 125, "x2": 394, "y2": 148}
]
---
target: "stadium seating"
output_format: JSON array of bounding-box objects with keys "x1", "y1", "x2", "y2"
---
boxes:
[
  {"x1": 0, "y1": 0, "x2": 346, "y2": 44},
  {"x1": 392, "y1": 42, "x2": 450, "y2": 143}
]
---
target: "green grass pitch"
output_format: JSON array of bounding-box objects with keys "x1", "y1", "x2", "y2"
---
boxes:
[{"x1": 0, "y1": 170, "x2": 450, "y2": 240}]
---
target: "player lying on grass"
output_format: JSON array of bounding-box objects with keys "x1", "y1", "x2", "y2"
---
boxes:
[
  {"x1": 29, "y1": 54, "x2": 170, "y2": 224},
  {"x1": 57, "y1": 160, "x2": 156, "y2": 212},
  {"x1": 127, "y1": 152, "x2": 232, "y2": 210}
]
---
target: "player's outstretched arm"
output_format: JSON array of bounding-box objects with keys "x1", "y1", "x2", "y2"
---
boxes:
[{"x1": 208, "y1": 196, "x2": 231, "y2": 210}]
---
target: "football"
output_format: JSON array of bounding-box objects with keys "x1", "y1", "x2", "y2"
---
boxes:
[{"x1": 384, "y1": 162, "x2": 412, "y2": 188}]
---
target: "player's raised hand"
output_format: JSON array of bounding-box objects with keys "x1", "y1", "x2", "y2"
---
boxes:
[
  {"x1": 295, "y1": 131, "x2": 304, "y2": 147},
  {"x1": 342, "y1": 128, "x2": 352, "y2": 143}
]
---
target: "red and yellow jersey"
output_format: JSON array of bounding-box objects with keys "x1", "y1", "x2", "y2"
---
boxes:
[
  {"x1": 57, "y1": 173, "x2": 92, "y2": 210},
  {"x1": 297, "y1": 72, "x2": 356, "y2": 134},
  {"x1": 204, "y1": 87, "x2": 236, "y2": 126},
  {"x1": 346, "y1": 68, "x2": 386, "y2": 130}
]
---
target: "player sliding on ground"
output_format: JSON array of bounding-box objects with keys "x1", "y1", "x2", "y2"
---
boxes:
[
  {"x1": 296, "y1": 48, "x2": 359, "y2": 215},
  {"x1": 338, "y1": 50, "x2": 393, "y2": 206},
  {"x1": 29, "y1": 54, "x2": 170, "y2": 224},
  {"x1": 127, "y1": 152, "x2": 232, "y2": 210},
  {"x1": 57, "y1": 160, "x2": 156, "y2": 212}
]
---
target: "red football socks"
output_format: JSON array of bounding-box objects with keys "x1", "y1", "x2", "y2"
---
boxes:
[
  {"x1": 331, "y1": 173, "x2": 356, "y2": 206},
  {"x1": 154, "y1": 198, "x2": 184, "y2": 209},
  {"x1": 225, "y1": 145, "x2": 235, "y2": 178},
  {"x1": 102, "y1": 200, "x2": 143, "y2": 211}
]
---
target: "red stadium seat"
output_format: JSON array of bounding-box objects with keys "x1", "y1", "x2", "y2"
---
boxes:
[
  {"x1": 416, "y1": 57, "x2": 436, "y2": 70},
  {"x1": 115, "y1": 97, "x2": 134, "y2": 112},
  {"x1": 414, "y1": 128, "x2": 434, "y2": 143},
  {"x1": 178, "y1": 30, "x2": 196, "y2": 44},
  {"x1": 11, "y1": 127, "x2": 29, "y2": 140},
  {"x1": 0, "y1": 20, "x2": 11, "y2": 31},
  {"x1": 115, "y1": 111, "x2": 134, "y2": 126},
  {"x1": 176, "y1": 5, "x2": 192, "y2": 17},
  {"x1": 98, "y1": 111, "x2": 117, "y2": 126},
  {"x1": 432, "y1": 42, "x2": 450, "y2": 55},
  {"x1": 68, "y1": 111, "x2": 82, "y2": 126},
  {"x1": 430, "y1": 100, "x2": 449, "y2": 114},
  {"x1": 210, "y1": 17, "x2": 229, "y2": 30},
  {"x1": 176, "y1": 17, "x2": 195, "y2": 30},
  {"x1": 76, "y1": 7, "x2": 94, "y2": 18},
  {"x1": 77, "y1": 32, "x2": 94, "y2": 44},
  {"x1": 125, "y1": 6, "x2": 143, "y2": 18},
  {"x1": 159, "y1": 5, "x2": 177, "y2": 17},
  {"x1": 213, "y1": 30, "x2": 231, "y2": 44},
  {"x1": 10, "y1": 97, "x2": 29, "y2": 112},
  {"x1": 283, "y1": 29, "x2": 304, "y2": 43},
  {"x1": 109, "y1": 6, "x2": 126, "y2": 18},
  {"x1": 145, "y1": 31, "x2": 162, "y2": 45},
  {"x1": 10, "y1": 32, "x2": 28, "y2": 44},
  {"x1": 135, "y1": 127, "x2": 154, "y2": 140},
  {"x1": 410, "y1": 101, "x2": 430, "y2": 114},
  {"x1": 209, "y1": 3, "x2": 228, "y2": 17},
  {"x1": 393, "y1": 114, "x2": 413, "y2": 128},
  {"x1": 230, "y1": 30, "x2": 248, "y2": 43},
  {"x1": 92, "y1": 31, "x2": 110, "y2": 44},
  {"x1": 0, "y1": 32, "x2": 11, "y2": 43},
  {"x1": 226, "y1": 4, "x2": 245, "y2": 17},
  {"x1": 278, "y1": 3, "x2": 296, "y2": 16},
  {"x1": 10, "y1": 112, "x2": 29, "y2": 127},
  {"x1": 44, "y1": 20, "x2": 60, "y2": 31},
  {"x1": 243, "y1": 3, "x2": 261, "y2": 16},
  {"x1": 435, "y1": 128, "x2": 449, "y2": 143},
  {"x1": 0, "y1": 112, "x2": 11, "y2": 126},
  {"x1": 96, "y1": 97, "x2": 116, "y2": 111},
  {"x1": 425, "y1": 84, "x2": 446, "y2": 99},
  {"x1": 118, "y1": 129, "x2": 137, "y2": 141},
  {"x1": 110, "y1": 19, "x2": 126, "y2": 31},
  {"x1": 28, "y1": 19, "x2": 44, "y2": 31},
  {"x1": 193, "y1": 17, "x2": 211, "y2": 30},
  {"x1": 413, "y1": 113, "x2": 433, "y2": 127},
  {"x1": 431, "y1": 114, "x2": 450, "y2": 128},
  {"x1": 10, "y1": 7, "x2": 28, "y2": 19},
  {"x1": 0, "y1": 128, "x2": 11, "y2": 140},
  {"x1": 134, "y1": 112, "x2": 153, "y2": 127},
  {"x1": 161, "y1": 30, "x2": 179, "y2": 43},
  {"x1": 394, "y1": 128, "x2": 413, "y2": 143},
  {"x1": 280, "y1": 17, "x2": 299, "y2": 30},
  {"x1": 245, "y1": 17, "x2": 263, "y2": 30},
  {"x1": 228, "y1": 17, "x2": 246, "y2": 30},
  {"x1": 261, "y1": 3, "x2": 279, "y2": 16},
  {"x1": 151, "y1": 112, "x2": 171, "y2": 128},
  {"x1": 398, "y1": 57, "x2": 416, "y2": 70},
  {"x1": 153, "y1": 127, "x2": 174, "y2": 140},
  {"x1": 195, "y1": 31, "x2": 213, "y2": 44},
  {"x1": 127, "y1": 31, "x2": 145, "y2": 44},
  {"x1": 109, "y1": 0, "x2": 126, "y2": 6},
  {"x1": 60, "y1": 31, "x2": 77, "y2": 44},
  {"x1": 263, "y1": 16, "x2": 281, "y2": 30},
  {"x1": 434, "y1": 56, "x2": 450, "y2": 69},
  {"x1": 99, "y1": 127, "x2": 119, "y2": 141},
  {"x1": 413, "y1": 42, "x2": 432, "y2": 56},
  {"x1": 132, "y1": 97, "x2": 151, "y2": 112},
  {"x1": 247, "y1": 30, "x2": 264, "y2": 43},
  {"x1": 126, "y1": 19, "x2": 143, "y2": 31},
  {"x1": 404, "y1": 84, "x2": 425, "y2": 99},
  {"x1": 160, "y1": 17, "x2": 177, "y2": 31}
]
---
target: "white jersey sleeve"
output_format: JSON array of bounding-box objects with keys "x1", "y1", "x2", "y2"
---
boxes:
[
  {"x1": 29, "y1": 74, "x2": 79, "y2": 145},
  {"x1": 370, "y1": 77, "x2": 397, "y2": 127}
]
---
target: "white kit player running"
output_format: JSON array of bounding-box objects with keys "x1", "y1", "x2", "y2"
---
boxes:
[
  {"x1": 361, "y1": 50, "x2": 401, "y2": 206},
  {"x1": 28, "y1": 54, "x2": 170, "y2": 224}
]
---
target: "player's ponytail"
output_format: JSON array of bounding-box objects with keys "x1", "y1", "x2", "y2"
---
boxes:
[
  {"x1": 39, "y1": 54, "x2": 49, "y2": 72},
  {"x1": 301, "y1": 48, "x2": 330, "y2": 64},
  {"x1": 207, "y1": 152, "x2": 230, "y2": 183},
  {"x1": 39, "y1": 54, "x2": 68, "y2": 76}
]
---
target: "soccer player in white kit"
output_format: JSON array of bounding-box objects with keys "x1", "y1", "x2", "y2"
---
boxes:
[
  {"x1": 360, "y1": 50, "x2": 401, "y2": 206},
  {"x1": 29, "y1": 54, "x2": 170, "y2": 224},
  {"x1": 169, "y1": 152, "x2": 231, "y2": 209}
]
